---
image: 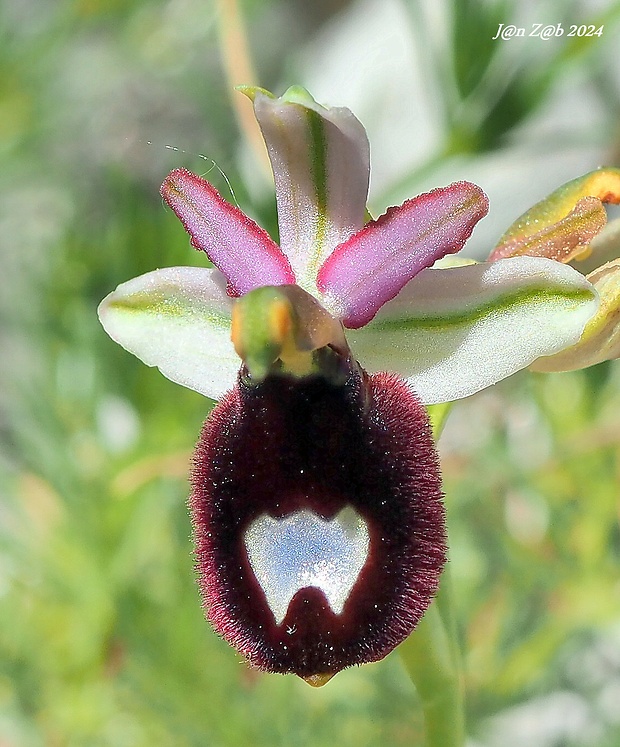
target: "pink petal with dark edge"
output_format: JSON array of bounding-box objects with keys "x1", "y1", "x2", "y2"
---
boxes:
[
  {"x1": 161, "y1": 168, "x2": 295, "y2": 296},
  {"x1": 190, "y1": 359, "x2": 445, "y2": 681},
  {"x1": 317, "y1": 181, "x2": 489, "y2": 328}
]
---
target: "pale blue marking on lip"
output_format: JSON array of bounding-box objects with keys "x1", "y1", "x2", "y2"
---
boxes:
[{"x1": 244, "y1": 507, "x2": 370, "y2": 625}]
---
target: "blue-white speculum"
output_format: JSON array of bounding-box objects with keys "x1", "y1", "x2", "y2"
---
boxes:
[
  {"x1": 98, "y1": 85, "x2": 612, "y2": 684},
  {"x1": 244, "y1": 507, "x2": 371, "y2": 626}
]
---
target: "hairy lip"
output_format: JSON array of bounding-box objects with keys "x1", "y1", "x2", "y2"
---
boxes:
[
  {"x1": 191, "y1": 369, "x2": 446, "y2": 677},
  {"x1": 244, "y1": 506, "x2": 370, "y2": 625}
]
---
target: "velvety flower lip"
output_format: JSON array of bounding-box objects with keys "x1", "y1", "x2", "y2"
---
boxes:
[
  {"x1": 192, "y1": 355, "x2": 445, "y2": 682},
  {"x1": 98, "y1": 86, "x2": 601, "y2": 683}
]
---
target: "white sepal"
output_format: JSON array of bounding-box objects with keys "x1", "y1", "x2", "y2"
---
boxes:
[
  {"x1": 98, "y1": 266, "x2": 238, "y2": 400},
  {"x1": 347, "y1": 257, "x2": 599, "y2": 404}
]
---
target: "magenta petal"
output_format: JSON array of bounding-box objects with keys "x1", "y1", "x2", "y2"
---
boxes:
[
  {"x1": 317, "y1": 181, "x2": 489, "y2": 328},
  {"x1": 161, "y1": 168, "x2": 295, "y2": 296}
]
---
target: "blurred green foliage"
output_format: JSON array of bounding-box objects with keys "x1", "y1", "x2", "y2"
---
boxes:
[{"x1": 1, "y1": 0, "x2": 620, "y2": 745}]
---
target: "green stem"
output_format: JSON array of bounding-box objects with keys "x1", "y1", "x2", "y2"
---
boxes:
[
  {"x1": 399, "y1": 569, "x2": 465, "y2": 747},
  {"x1": 215, "y1": 0, "x2": 271, "y2": 176},
  {"x1": 401, "y1": 401, "x2": 464, "y2": 747},
  {"x1": 427, "y1": 401, "x2": 453, "y2": 441}
]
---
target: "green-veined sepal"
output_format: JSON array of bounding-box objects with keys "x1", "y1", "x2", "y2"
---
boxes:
[
  {"x1": 347, "y1": 257, "x2": 599, "y2": 404},
  {"x1": 531, "y1": 258, "x2": 620, "y2": 372},
  {"x1": 241, "y1": 86, "x2": 370, "y2": 295},
  {"x1": 98, "y1": 267, "x2": 238, "y2": 400}
]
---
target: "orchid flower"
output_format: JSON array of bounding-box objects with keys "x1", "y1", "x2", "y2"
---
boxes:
[
  {"x1": 487, "y1": 167, "x2": 620, "y2": 372},
  {"x1": 98, "y1": 86, "x2": 598, "y2": 686}
]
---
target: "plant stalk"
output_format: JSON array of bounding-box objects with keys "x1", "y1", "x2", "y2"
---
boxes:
[{"x1": 399, "y1": 569, "x2": 465, "y2": 747}]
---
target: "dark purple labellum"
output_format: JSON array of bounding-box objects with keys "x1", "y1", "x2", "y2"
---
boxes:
[{"x1": 190, "y1": 354, "x2": 446, "y2": 683}]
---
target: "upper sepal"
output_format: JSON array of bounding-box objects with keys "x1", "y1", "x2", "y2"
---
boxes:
[{"x1": 242, "y1": 86, "x2": 370, "y2": 294}]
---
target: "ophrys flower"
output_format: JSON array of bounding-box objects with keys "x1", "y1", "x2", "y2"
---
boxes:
[{"x1": 98, "y1": 86, "x2": 598, "y2": 684}]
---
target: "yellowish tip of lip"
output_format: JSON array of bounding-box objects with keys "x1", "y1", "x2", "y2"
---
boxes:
[{"x1": 302, "y1": 672, "x2": 335, "y2": 687}]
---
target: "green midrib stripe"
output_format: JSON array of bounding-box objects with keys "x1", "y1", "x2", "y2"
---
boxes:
[
  {"x1": 366, "y1": 286, "x2": 594, "y2": 332},
  {"x1": 306, "y1": 108, "x2": 328, "y2": 276},
  {"x1": 307, "y1": 109, "x2": 328, "y2": 214},
  {"x1": 109, "y1": 296, "x2": 230, "y2": 330}
]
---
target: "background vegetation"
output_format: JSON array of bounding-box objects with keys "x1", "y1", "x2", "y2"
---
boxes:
[{"x1": 1, "y1": 0, "x2": 620, "y2": 745}]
